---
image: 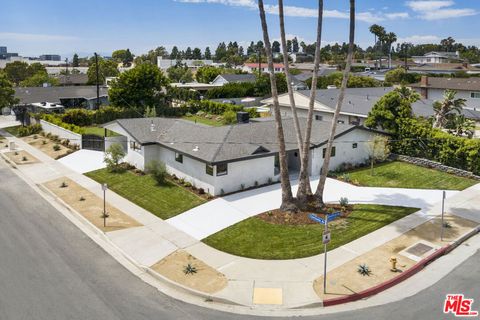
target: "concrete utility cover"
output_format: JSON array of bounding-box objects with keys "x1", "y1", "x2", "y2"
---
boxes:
[
  {"x1": 253, "y1": 288, "x2": 283, "y2": 305},
  {"x1": 399, "y1": 241, "x2": 438, "y2": 262}
]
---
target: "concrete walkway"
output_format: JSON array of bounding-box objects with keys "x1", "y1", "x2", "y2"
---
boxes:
[
  {"x1": 1, "y1": 123, "x2": 478, "y2": 309},
  {"x1": 168, "y1": 177, "x2": 458, "y2": 240},
  {"x1": 57, "y1": 149, "x2": 106, "y2": 173}
]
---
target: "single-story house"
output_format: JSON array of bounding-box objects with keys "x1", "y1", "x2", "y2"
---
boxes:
[
  {"x1": 13, "y1": 86, "x2": 109, "y2": 111},
  {"x1": 412, "y1": 51, "x2": 462, "y2": 64},
  {"x1": 157, "y1": 57, "x2": 214, "y2": 71},
  {"x1": 262, "y1": 87, "x2": 480, "y2": 125},
  {"x1": 104, "y1": 117, "x2": 383, "y2": 196},
  {"x1": 410, "y1": 76, "x2": 480, "y2": 112},
  {"x1": 242, "y1": 63, "x2": 285, "y2": 74},
  {"x1": 211, "y1": 74, "x2": 257, "y2": 86}
]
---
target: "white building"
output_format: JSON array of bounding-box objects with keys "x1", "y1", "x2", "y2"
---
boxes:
[
  {"x1": 157, "y1": 57, "x2": 213, "y2": 71},
  {"x1": 210, "y1": 74, "x2": 257, "y2": 86},
  {"x1": 412, "y1": 51, "x2": 462, "y2": 64},
  {"x1": 104, "y1": 117, "x2": 382, "y2": 196}
]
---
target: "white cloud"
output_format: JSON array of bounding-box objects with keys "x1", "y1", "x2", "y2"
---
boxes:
[
  {"x1": 174, "y1": 0, "x2": 407, "y2": 22},
  {"x1": 405, "y1": 1, "x2": 477, "y2": 20},
  {"x1": 397, "y1": 35, "x2": 441, "y2": 44},
  {"x1": 385, "y1": 12, "x2": 409, "y2": 19},
  {"x1": 0, "y1": 32, "x2": 78, "y2": 42}
]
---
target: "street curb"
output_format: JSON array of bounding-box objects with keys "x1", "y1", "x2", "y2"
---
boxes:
[
  {"x1": 35, "y1": 180, "x2": 242, "y2": 308},
  {"x1": 322, "y1": 226, "x2": 480, "y2": 307},
  {"x1": 0, "y1": 151, "x2": 18, "y2": 169}
]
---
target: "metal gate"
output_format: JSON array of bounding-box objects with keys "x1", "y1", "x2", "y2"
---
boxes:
[{"x1": 82, "y1": 134, "x2": 105, "y2": 151}]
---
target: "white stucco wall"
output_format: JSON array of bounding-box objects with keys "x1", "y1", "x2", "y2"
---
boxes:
[
  {"x1": 422, "y1": 88, "x2": 480, "y2": 110},
  {"x1": 40, "y1": 120, "x2": 83, "y2": 148},
  {"x1": 104, "y1": 122, "x2": 145, "y2": 169},
  {"x1": 214, "y1": 156, "x2": 276, "y2": 195},
  {"x1": 277, "y1": 106, "x2": 356, "y2": 125},
  {"x1": 310, "y1": 128, "x2": 378, "y2": 176}
]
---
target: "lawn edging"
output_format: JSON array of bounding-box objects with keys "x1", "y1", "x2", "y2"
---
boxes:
[{"x1": 322, "y1": 225, "x2": 480, "y2": 307}]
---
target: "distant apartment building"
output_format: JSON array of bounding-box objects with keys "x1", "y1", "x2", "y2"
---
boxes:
[
  {"x1": 39, "y1": 54, "x2": 61, "y2": 61},
  {"x1": 0, "y1": 46, "x2": 19, "y2": 59},
  {"x1": 157, "y1": 57, "x2": 213, "y2": 71}
]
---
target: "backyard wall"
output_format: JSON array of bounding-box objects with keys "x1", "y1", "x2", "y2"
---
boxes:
[{"x1": 39, "y1": 119, "x2": 83, "y2": 148}]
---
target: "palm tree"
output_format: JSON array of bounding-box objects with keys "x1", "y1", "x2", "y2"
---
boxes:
[
  {"x1": 369, "y1": 24, "x2": 385, "y2": 69},
  {"x1": 296, "y1": 0, "x2": 324, "y2": 204},
  {"x1": 278, "y1": 0, "x2": 306, "y2": 193},
  {"x1": 315, "y1": 0, "x2": 355, "y2": 203},
  {"x1": 257, "y1": 0, "x2": 296, "y2": 212},
  {"x1": 433, "y1": 90, "x2": 466, "y2": 129},
  {"x1": 382, "y1": 32, "x2": 397, "y2": 69},
  {"x1": 446, "y1": 114, "x2": 475, "y2": 138}
]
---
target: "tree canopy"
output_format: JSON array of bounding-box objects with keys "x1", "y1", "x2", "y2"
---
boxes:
[
  {"x1": 87, "y1": 58, "x2": 119, "y2": 85},
  {"x1": 0, "y1": 71, "x2": 19, "y2": 108}
]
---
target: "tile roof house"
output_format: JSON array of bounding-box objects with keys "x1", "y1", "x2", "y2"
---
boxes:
[
  {"x1": 242, "y1": 63, "x2": 285, "y2": 74},
  {"x1": 104, "y1": 117, "x2": 382, "y2": 195}
]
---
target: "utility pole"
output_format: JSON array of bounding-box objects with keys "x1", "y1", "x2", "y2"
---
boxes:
[
  {"x1": 64, "y1": 58, "x2": 69, "y2": 86},
  {"x1": 102, "y1": 183, "x2": 108, "y2": 228},
  {"x1": 257, "y1": 49, "x2": 262, "y2": 77},
  {"x1": 95, "y1": 52, "x2": 100, "y2": 109}
]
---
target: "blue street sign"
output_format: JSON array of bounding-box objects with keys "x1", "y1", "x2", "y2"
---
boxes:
[
  {"x1": 327, "y1": 212, "x2": 341, "y2": 222},
  {"x1": 308, "y1": 214, "x2": 325, "y2": 225}
]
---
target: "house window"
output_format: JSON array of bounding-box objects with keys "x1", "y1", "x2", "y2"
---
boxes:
[
  {"x1": 216, "y1": 163, "x2": 228, "y2": 176},
  {"x1": 471, "y1": 92, "x2": 480, "y2": 98},
  {"x1": 129, "y1": 141, "x2": 141, "y2": 151},
  {"x1": 175, "y1": 152, "x2": 183, "y2": 163},
  {"x1": 274, "y1": 154, "x2": 280, "y2": 175},
  {"x1": 206, "y1": 164, "x2": 214, "y2": 176},
  {"x1": 352, "y1": 143, "x2": 358, "y2": 149},
  {"x1": 337, "y1": 120, "x2": 345, "y2": 124},
  {"x1": 323, "y1": 147, "x2": 336, "y2": 158},
  {"x1": 315, "y1": 115, "x2": 323, "y2": 121}
]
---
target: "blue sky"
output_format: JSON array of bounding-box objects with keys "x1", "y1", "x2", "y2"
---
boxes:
[{"x1": 1, "y1": 0, "x2": 479, "y2": 59}]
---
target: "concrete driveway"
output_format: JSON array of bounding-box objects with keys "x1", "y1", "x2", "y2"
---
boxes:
[
  {"x1": 57, "y1": 149, "x2": 106, "y2": 173},
  {"x1": 167, "y1": 177, "x2": 460, "y2": 240}
]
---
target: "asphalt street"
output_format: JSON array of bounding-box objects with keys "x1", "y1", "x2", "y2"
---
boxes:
[{"x1": 0, "y1": 161, "x2": 478, "y2": 320}]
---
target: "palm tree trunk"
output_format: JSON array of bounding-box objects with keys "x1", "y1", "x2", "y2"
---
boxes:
[
  {"x1": 315, "y1": 0, "x2": 355, "y2": 203},
  {"x1": 278, "y1": 0, "x2": 307, "y2": 184},
  {"x1": 297, "y1": 0, "x2": 324, "y2": 204},
  {"x1": 258, "y1": 0, "x2": 296, "y2": 211}
]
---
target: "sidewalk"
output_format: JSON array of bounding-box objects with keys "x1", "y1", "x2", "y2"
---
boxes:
[{"x1": 1, "y1": 125, "x2": 479, "y2": 310}]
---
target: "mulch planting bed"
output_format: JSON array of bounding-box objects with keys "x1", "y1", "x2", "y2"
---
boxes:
[{"x1": 258, "y1": 204, "x2": 353, "y2": 226}]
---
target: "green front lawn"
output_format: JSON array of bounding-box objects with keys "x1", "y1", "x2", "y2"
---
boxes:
[
  {"x1": 336, "y1": 161, "x2": 477, "y2": 191},
  {"x1": 3, "y1": 125, "x2": 21, "y2": 136},
  {"x1": 203, "y1": 204, "x2": 419, "y2": 260},
  {"x1": 85, "y1": 168, "x2": 206, "y2": 219},
  {"x1": 182, "y1": 115, "x2": 224, "y2": 127}
]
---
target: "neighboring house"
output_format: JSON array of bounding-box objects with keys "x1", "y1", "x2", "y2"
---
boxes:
[
  {"x1": 411, "y1": 76, "x2": 480, "y2": 112},
  {"x1": 157, "y1": 57, "x2": 214, "y2": 71},
  {"x1": 13, "y1": 86, "x2": 109, "y2": 111},
  {"x1": 104, "y1": 117, "x2": 381, "y2": 196},
  {"x1": 210, "y1": 74, "x2": 257, "y2": 85},
  {"x1": 412, "y1": 51, "x2": 462, "y2": 64},
  {"x1": 55, "y1": 74, "x2": 89, "y2": 86},
  {"x1": 262, "y1": 87, "x2": 480, "y2": 125},
  {"x1": 290, "y1": 74, "x2": 309, "y2": 91},
  {"x1": 242, "y1": 63, "x2": 285, "y2": 74}
]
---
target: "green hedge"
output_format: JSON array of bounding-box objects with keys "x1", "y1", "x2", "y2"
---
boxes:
[{"x1": 393, "y1": 118, "x2": 480, "y2": 174}]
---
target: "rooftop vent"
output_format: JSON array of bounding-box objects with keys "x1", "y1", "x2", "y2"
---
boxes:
[
  {"x1": 150, "y1": 120, "x2": 156, "y2": 132},
  {"x1": 193, "y1": 145, "x2": 199, "y2": 152}
]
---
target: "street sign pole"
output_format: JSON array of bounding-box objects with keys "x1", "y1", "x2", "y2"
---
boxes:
[
  {"x1": 102, "y1": 183, "x2": 108, "y2": 228},
  {"x1": 323, "y1": 214, "x2": 328, "y2": 294},
  {"x1": 441, "y1": 190, "x2": 446, "y2": 241}
]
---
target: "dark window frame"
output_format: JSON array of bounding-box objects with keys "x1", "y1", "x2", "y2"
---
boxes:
[
  {"x1": 175, "y1": 152, "x2": 183, "y2": 163},
  {"x1": 323, "y1": 146, "x2": 336, "y2": 158},
  {"x1": 206, "y1": 164, "x2": 214, "y2": 176},
  {"x1": 216, "y1": 163, "x2": 228, "y2": 176}
]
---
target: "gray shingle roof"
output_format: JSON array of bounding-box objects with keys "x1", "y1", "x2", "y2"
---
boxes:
[
  {"x1": 410, "y1": 77, "x2": 480, "y2": 91},
  {"x1": 296, "y1": 87, "x2": 463, "y2": 119},
  {"x1": 112, "y1": 117, "x2": 366, "y2": 164},
  {"x1": 14, "y1": 86, "x2": 108, "y2": 104},
  {"x1": 218, "y1": 74, "x2": 257, "y2": 83},
  {"x1": 54, "y1": 74, "x2": 89, "y2": 85}
]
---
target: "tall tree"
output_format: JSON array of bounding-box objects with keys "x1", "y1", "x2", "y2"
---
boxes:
[
  {"x1": 215, "y1": 42, "x2": 227, "y2": 61},
  {"x1": 369, "y1": 24, "x2": 385, "y2": 69},
  {"x1": 192, "y1": 47, "x2": 202, "y2": 60},
  {"x1": 292, "y1": 37, "x2": 299, "y2": 53},
  {"x1": 0, "y1": 71, "x2": 19, "y2": 109},
  {"x1": 433, "y1": 90, "x2": 466, "y2": 129},
  {"x1": 297, "y1": 0, "x2": 324, "y2": 203},
  {"x1": 315, "y1": 0, "x2": 355, "y2": 203},
  {"x1": 272, "y1": 41, "x2": 281, "y2": 53},
  {"x1": 258, "y1": 0, "x2": 295, "y2": 211},
  {"x1": 170, "y1": 46, "x2": 179, "y2": 60},
  {"x1": 204, "y1": 47, "x2": 212, "y2": 60},
  {"x1": 72, "y1": 53, "x2": 79, "y2": 67},
  {"x1": 382, "y1": 32, "x2": 397, "y2": 68},
  {"x1": 185, "y1": 47, "x2": 193, "y2": 59},
  {"x1": 247, "y1": 41, "x2": 256, "y2": 56},
  {"x1": 4, "y1": 61, "x2": 29, "y2": 85},
  {"x1": 87, "y1": 58, "x2": 119, "y2": 85}
]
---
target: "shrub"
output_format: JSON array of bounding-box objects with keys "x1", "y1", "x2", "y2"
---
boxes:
[
  {"x1": 104, "y1": 143, "x2": 126, "y2": 172},
  {"x1": 22, "y1": 156, "x2": 28, "y2": 161},
  {"x1": 53, "y1": 144, "x2": 61, "y2": 151},
  {"x1": 222, "y1": 110, "x2": 237, "y2": 125},
  {"x1": 145, "y1": 160, "x2": 167, "y2": 185},
  {"x1": 79, "y1": 196, "x2": 86, "y2": 201},
  {"x1": 198, "y1": 188, "x2": 205, "y2": 194},
  {"x1": 183, "y1": 263, "x2": 198, "y2": 275},
  {"x1": 42, "y1": 140, "x2": 47, "y2": 145},
  {"x1": 17, "y1": 124, "x2": 42, "y2": 137},
  {"x1": 61, "y1": 109, "x2": 94, "y2": 126},
  {"x1": 357, "y1": 264, "x2": 372, "y2": 276},
  {"x1": 339, "y1": 197, "x2": 349, "y2": 207},
  {"x1": 60, "y1": 181, "x2": 68, "y2": 188},
  {"x1": 184, "y1": 182, "x2": 192, "y2": 188}
]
